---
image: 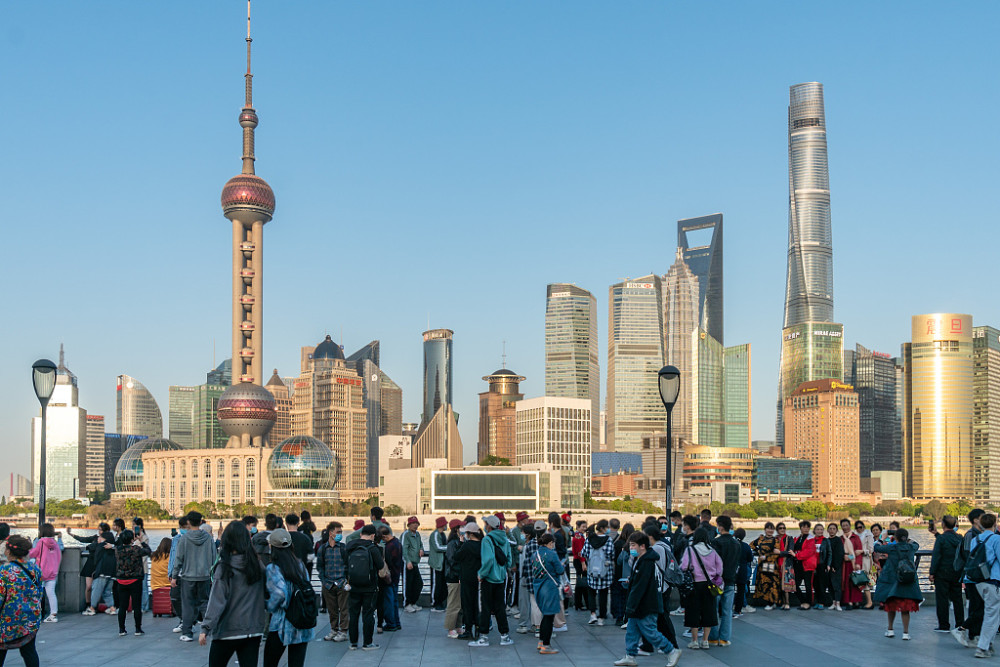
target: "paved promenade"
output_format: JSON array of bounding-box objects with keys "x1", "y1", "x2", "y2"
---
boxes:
[{"x1": 34, "y1": 602, "x2": 981, "y2": 667}]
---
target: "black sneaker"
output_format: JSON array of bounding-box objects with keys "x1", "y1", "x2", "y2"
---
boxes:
[
  {"x1": 456, "y1": 632, "x2": 473, "y2": 640},
  {"x1": 349, "y1": 644, "x2": 358, "y2": 651},
  {"x1": 135, "y1": 630, "x2": 145, "y2": 637},
  {"x1": 362, "y1": 644, "x2": 380, "y2": 651},
  {"x1": 119, "y1": 631, "x2": 127, "y2": 637},
  {"x1": 934, "y1": 627, "x2": 951, "y2": 633}
]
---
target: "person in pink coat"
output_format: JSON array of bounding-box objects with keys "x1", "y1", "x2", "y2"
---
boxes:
[
  {"x1": 28, "y1": 523, "x2": 64, "y2": 623},
  {"x1": 680, "y1": 527, "x2": 724, "y2": 650}
]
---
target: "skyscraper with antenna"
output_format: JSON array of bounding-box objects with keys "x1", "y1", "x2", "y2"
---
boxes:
[{"x1": 217, "y1": 0, "x2": 278, "y2": 447}]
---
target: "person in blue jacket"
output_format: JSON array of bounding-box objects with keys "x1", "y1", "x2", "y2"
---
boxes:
[{"x1": 532, "y1": 533, "x2": 565, "y2": 654}]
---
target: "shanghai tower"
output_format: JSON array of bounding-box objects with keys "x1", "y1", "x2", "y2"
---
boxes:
[{"x1": 777, "y1": 82, "x2": 844, "y2": 450}]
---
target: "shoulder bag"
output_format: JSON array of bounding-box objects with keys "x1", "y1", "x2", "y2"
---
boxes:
[{"x1": 690, "y1": 547, "x2": 722, "y2": 597}]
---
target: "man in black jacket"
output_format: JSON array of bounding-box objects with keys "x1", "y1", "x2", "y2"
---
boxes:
[
  {"x1": 952, "y1": 508, "x2": 985, "y2": 647},
  {"x1": 614, "y1": 533, "x2": 681, "y2": 667},
  {"x1": 345, "y1": 525, "x2": 387, "y2": 650},
  {"x1": 930, "y1": 514, "x2": 965, "y2": 632},
  {"x1": 709, "y1": 516, "x2": 740, "y2": 646}
]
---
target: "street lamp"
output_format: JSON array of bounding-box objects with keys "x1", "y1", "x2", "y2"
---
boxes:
[
  {"x1": 658, "y1": 365, "x2": 681, "y2": 514},
  {"x1": 32, "y1": 358, "x2": 57, "y2": 531}
]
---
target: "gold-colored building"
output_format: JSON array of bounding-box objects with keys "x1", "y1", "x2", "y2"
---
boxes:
[
  {"x1": 682, "y1": 445, "x2": 755, "y2": 492},
  {"x1": 903, "y1": 313, "x2": 974, "y2": 501},
  {"x1": 291, "y1": 337, "x2": 368, "y2": 492},
  {"x1": 784, "y1": 378, "x2": 859, "y2": 504},
  {"x1": 478, "y1": 369, "x2": 525, "y2": 463}
]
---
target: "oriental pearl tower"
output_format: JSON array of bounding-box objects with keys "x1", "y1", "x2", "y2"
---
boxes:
[{"x1": 217, "y1": 0, "x2": 277, "y2": 448}]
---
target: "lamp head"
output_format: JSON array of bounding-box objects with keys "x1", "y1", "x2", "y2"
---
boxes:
[
  {"x1": 32, "y1": 358, "x2": 58, "y2": 404},
  {"x1": 658, "y1": 365, "x2": 681, "y2": 411}
]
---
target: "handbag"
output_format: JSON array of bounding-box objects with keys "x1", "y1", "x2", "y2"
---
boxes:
[{"x1": 850, "y1": 569, "x2": 870, "y2": 587}]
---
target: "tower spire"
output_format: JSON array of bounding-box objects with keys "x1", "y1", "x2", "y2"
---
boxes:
[{"x1": 239, "y1": 0, "x2": 258, "y2": 175}]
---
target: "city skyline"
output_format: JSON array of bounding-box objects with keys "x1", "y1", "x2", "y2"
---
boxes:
[{"x1": 2, "y1": 3, "x2": 998, "y2": 485}]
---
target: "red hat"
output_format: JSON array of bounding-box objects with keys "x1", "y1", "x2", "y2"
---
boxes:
[
  {"x1": 515, "y1": 511, "x2": 529, "y2": 522},
  {"x1": 561, "y1": 513, "x2": 571, "y2": 523},
  {"x1": 448, "y1": 518, "x2": 463, "y2": 530},
  {"x1": 435, "y1": 517, "x2": 447, "y2": 528},
  {"x1": 494, "y1": 512, "x2": 506, "y2": 523},
  {"x1": 353, "y1": 519, "x2": 365, "y2": 530},
  {"x1": 407, "y1": 516, "x2": 420, "y2": 526}
]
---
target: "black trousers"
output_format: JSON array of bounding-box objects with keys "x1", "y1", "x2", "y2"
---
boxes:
[
  {"x1": 539, "y1": 614, "x2": 555, "y2": 645},
  {"x1": 795, "y1": 569, "x2": 814, "y2": 605},
  {"x1": 0, "y1": 636, "x2": 39, "y2": 667},
  {"x1": 587, "y1": 587, "x2": 609, "y2": 618},
  {"x1": 460, "y1": 579, "x2": 479, "y2": 634},
  {"x1": 169, "y1": 581, "x2": 182, "y2": 618},
  {"x1": 478, "y1": 580, "x2": 509, "y2": 636},
  {"x1": 431, "y1": 568, "x2": 447, "y2": 608},
  {"x1": 965, "y1": 582, "x2": 985, "y2": 638},
  {"x1": 115, "y1": 579, "x2": 143, "y2": 632},
  {"x1": 507, "y1": 566, "x2": 519, "y2": 607},
  {"x1": 825, "y1": 567, "x2": 842, "y2": 606},
  {"x1": 573, "y1": 561, "x2": 587, "y2": 609},
  {"x1": 934, "y1": 578, "x2": 965, "y2": 630},
  {"x1": 734, "y1": 579, "x2": 747, "y2": 614},
  {"x1": 404, "y1": 565, "x2": 423, "y2": 607},
  {"x1": 263, "y1": 631, "x2": 306, "y2": 667},
  {"x1": 348, "y1": 590, "x2": 377, "y2": 647},
  {"x1": 209, "y1": 636, "x2": 261, "y2": 667}
]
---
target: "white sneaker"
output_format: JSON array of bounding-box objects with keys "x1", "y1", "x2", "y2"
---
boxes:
[
  {"x1": 588, "y1": 613, "x2": 598, "y2": 625},
  {"x1": 613, "y1": 656, "x2": 638, "y2": 666},
  {"x1": 670, "y1": 608, "x2": 685, "y2": 616},
  {"x1": 469, "y1": 637, "x2": 490, "y2": 647},
  {"x1": 82, "y1": 608, "x2": 96, "y2": 616},
  {"x1": 172, "y1": 624, "x2": 183, "y2": 633},
  {"x1": 636, "y1": 649, "x2": 652, "y2": 656},
  {"x1": 516, "y1": 625, "x2": 529, "y2": 634},
  {"x1": 334, "y1": 632, "x2": 349, "y2": 642},
  {"x1": 687, "y1": 641, "x2": 701, "y2": 649},
  {"x1": 596, "y1": 618, "x2": 605, "y2": 626},
  {"x1": 744, "y1": 606, "x2": 756, "y2": 613},
  {"x1": 764, "y1": 605, "x2": 775, "y2": 611},
  {"x1": 499, "y1": 634, "x2": 514, "y2": 646},
  {"x1": 682, "y1": 629, "x2": 692, "y2": 638},
  {"x1": 43, "y1": 614, "x2": 58, "y2": 623},
  {"x1": 902, "y1": 633, "x2": 910, "y2": 641},
  {"x1": 448, "y1": 629, "x2": 460, "y2": 639},
  {"x1": 105, "y1": 607, "x2": 117, "y2": 615},
  {"x1": 665, "y1": 648, "x2": 682, "y2": 667},
  {"x1": 553, "y1": 625, "x2": 568, "y2": 632},
  {"x1": 885, "y1": 630, "x2": 895, "y2": 638},
  {"x1": 179, "y1": 635, "x2": 194, "y2": 642},
  {"x1": 952, "y1": 628, "x2": 971, "y2": 648}
]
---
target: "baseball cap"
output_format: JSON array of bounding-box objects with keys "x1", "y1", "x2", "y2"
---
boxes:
[
  {"x1": 460, "y1": 521, "x2": 480, "y2": 534},
  {"x1": 483, "y1": 515, "x2": 500, "y2": 529},
  {"x1": 561, "y1": 513, "x2": 571, "y2": 523},
  {"x1": 267, "y1": 528, "x2": 292, "y2": 549},
  {"x1": 515, "y1": 511, "x2": 529, "y2": 522},
  {"x1": 448, "y1": 519, "x2": 463, "y2": 530},
  {"x1": 435, "y1": 517, "x2": 448, "y2": 528},
  {"x1": 407, "y1": 516, "x2": 420, "y2": 526},
  {"x1": 534, "y1": 520, "x2": 548, "y2": 532}
]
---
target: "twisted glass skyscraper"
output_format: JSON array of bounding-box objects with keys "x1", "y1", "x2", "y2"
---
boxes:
[{"x1": 777, "y1": 82, "x2": 843, "y2": 449}]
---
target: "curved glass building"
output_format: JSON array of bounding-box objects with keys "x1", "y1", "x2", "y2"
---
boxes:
[
  {"x1": 421, "y1": 329, "x2": 453, "y2": 427},
  {"x1": 116, "y1": 374, "x2": 163, "y2": 439},
  {"x1": 114, "y1": 437, "x2": 182, "y2": 494},
  {"x1": 268, "y1": 435, "x2": 338, "y2": 490}
]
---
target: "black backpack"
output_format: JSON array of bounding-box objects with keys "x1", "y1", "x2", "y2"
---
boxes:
[
  {"x1": 896, "y1": 555, "x2": 916, "y2": 585},
  {"x1": 348, "y1": 544, "x2": 376, "y2": 589},
  {"x1": 489, "y1": 537, "x2": 508, "y2": 567},
  {"x1": 965, "y1": 533, "x2": 996, "y2": 584},
  {"x1": 285, "y1": 577, "x2": 318, "y2": 630}
]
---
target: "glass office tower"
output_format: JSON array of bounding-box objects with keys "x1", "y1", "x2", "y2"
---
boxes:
[
  {"x1": 168, "y1": 386, "x2": 195, "y2": 448},
  {"x1": 607, "y1": 276, "x2": 664, "y2": 452},
  {"x1": 663, "y1": 251, "x2": 700, "y2": 443},
  {"x1": 724, "y1": 344, "x2": 751, "y2": 448},
  {"x1": 421, "y1": 329, "x2": 454, "y2": 427},
  {"x1": 545, "y1": 283, "x2": 599, "y2": 447},
  {"x1": 973, "y1": 325, "x2": 1000, "y2": 504},
  {"x1": 776, "y1": 82, "x2": 841, "y2": 449},
  {"x1": 903, "y1": 313, "x2": 973, "y2": 501},
  {"x1": 678, "y1": 214, "x2": 723, "y2": 345},
  {"x1": 849, "y1": 344, "x2": 901, "y2": 477},
  {"x1": 691, "y1": 330, "x2": 751, "y2": 449}
]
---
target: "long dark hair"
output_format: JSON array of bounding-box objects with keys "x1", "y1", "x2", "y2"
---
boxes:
[
  {"x1": 152, "y1": 537, "x2": 172, "y2": 561},
  {"x1": 216, "y1": 520, "x2": 263, "y2": 585},
  {"x1": 270, "y1": 543, "x2": 308, "y2": 589}
]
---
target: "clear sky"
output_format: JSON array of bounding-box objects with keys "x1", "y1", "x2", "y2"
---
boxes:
[{"x1": 2, "y1": 2, "x2": 998, "y2": 489}]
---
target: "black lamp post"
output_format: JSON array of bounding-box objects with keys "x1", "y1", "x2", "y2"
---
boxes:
[
  {"x1": 32, "y1": 358, "x2": 57, "y2": 531},
  {"x1": 658, "y1": 365, "x2": 681, "y2": 514}
]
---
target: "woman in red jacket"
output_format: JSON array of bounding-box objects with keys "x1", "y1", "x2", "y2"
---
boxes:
[{"x1": 792, "y1": 521, "x2": 817, "y2": 610}]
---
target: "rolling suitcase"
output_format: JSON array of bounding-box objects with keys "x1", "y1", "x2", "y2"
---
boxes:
[{"x1": 152, "y1": 586, "x2": 174, "y2": 617}]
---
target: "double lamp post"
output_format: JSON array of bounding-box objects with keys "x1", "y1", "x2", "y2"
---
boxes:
[
  {"x1": 32, "y1": 358, "x2": 58, "y2": 531},
  {"x1": 657, "y1": 365, "x2": 681, "y2": 515}
]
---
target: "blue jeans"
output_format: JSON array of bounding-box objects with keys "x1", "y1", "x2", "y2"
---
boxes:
[
  {"x1": 625, "y1": 614, "x2": 670, "y2": 656},
  {"x1": 708, "y1": 584, "x2": 735, "y2": 642},
  {"x1": 91, "y1": 576, "x2": 115, "y2": 608},
  {"x1": 382, "y1": 582, "x2": 401, "y2": 629},
  {"x1": 141, "y1": 573, "x2": 150, "y2": 611}
]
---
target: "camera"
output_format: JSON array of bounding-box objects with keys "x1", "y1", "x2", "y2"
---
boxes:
[{"x1": 887, "y1": 529, "x2": 897, "y2": 536}]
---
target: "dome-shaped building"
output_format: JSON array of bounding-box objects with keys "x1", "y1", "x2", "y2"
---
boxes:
[
  {"x1": 312, "y1": 335, "x2": 345, "y2": 362},
  {"x1": 114, "y1": 437, "x2": 182, "y2": 494},
  {"x1": 267, "y1": 435, "x2": 338, "y2": 490},
  {"x1": 217, "y1": 382, "x2": 277, "y2": 446}
]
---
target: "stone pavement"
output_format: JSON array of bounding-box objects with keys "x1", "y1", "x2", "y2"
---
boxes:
[{"x1": 32, "y1": 601, "x2": 984, "y2": 667}]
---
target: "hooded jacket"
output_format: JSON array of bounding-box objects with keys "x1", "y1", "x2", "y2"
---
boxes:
[
  {"x1": 27, "y1": 537, "x2": 62, "y2": 581},
  {"x1": 625, "y1": 548, "x2": 663, "y2": 618},
  {"x1": 201, "y1": 554, "x2": 266, "y2": 640},
  {"x1": 478, "y1": 529, "x2": 512, "y2": 584},
  {"x1": 713, "y1": 533, "x2": 741, "y2": 584},
  {"x1": 581, "y1": 533, "x2": 615, "y2": 589},
  {"x1": 681, "y1": 542, "x2": 723, "y2": 586},
  {"x1": 171, "y1": 527, "x2": 215, "y2": 581}
]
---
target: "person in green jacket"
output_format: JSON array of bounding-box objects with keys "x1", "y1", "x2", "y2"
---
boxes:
[
  {"x1": 402, "y1": 517, "x2": 425, "y2": 612},
  {"x1": 428, "y1": 517, "x2": 448, "y2": 611},
  {"x1": 469, "y1": 516, "x2": 514, "y2": 647},
  {"x1": 344, "y1": 507, "x2": 389, "y2": 544}
]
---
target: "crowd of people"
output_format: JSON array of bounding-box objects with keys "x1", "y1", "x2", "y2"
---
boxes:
[{"x1": 2, "y1": 505, "x2": 1000, "y2": 665}]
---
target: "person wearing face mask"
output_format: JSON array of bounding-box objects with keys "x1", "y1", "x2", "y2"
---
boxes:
[
  {"x1": 532, "y1": 533, "x2": 564, "y2": 654},
  {"x1": 317, "y1": 522, "x2": 349, "y2": 642}
]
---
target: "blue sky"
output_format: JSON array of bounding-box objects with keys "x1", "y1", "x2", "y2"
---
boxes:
[{"x1": 2, "y1": 2, "x2": 998, "y2": 487}]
